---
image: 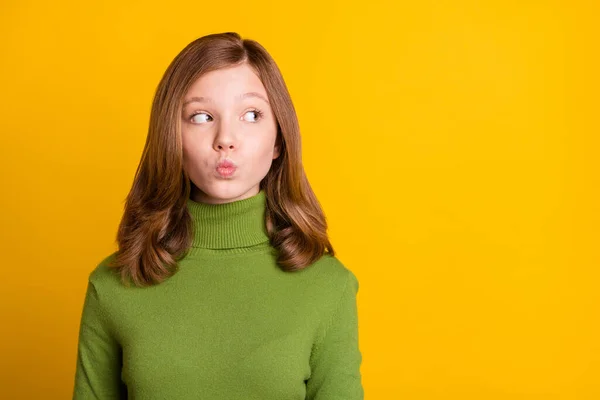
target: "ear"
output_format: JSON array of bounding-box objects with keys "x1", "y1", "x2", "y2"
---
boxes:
[{"x1": 273, "y1": 132, "x2": 282, "y2": 159}]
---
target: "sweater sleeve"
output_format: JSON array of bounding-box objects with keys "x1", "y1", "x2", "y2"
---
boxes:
[
  {"x1": 306, "y1": 270, "x2": 364, "y2": 400},
  {"x1": 73, "y1": 279, "x2": 126, "y2": 399}
]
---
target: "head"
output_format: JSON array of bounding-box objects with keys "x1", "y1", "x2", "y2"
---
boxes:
[
  {"x1": 181, "y1": 62, "x2": 281, "y2": 204},
  {"x1": 112, "y1": 32, "x2": 334, "y2": 287}
]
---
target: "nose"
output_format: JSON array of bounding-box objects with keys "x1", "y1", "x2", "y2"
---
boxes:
[
  {"x1": 213, "y1": 119, "x2": 236, "y2": 152},
  {"x1": 215, "y1": 140, "x2": 235, "y2": 151}
]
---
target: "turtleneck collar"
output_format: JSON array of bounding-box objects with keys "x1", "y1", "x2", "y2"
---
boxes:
[{"x1": 186, "y1": 189, "x2": 270, "y2": 250}]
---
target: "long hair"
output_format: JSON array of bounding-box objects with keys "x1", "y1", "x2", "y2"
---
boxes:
[{"x1": 108, "y1": 32, "x2": 335, "y2": 287}]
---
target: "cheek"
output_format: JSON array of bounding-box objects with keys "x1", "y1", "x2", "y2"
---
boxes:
[
  {"x1": 251, "y1": 138, "x2": 278, "y2": 172},
  {"x1": 182, "y1": 135, "x2": 210, "y2": 172}
]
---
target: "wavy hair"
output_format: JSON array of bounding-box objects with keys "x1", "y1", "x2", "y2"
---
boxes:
[{"x1": 107, "y1": 32, "x2": 335, "y2": 287}]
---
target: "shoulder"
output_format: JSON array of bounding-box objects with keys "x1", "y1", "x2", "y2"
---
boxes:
[
  {"x1": 316, "y1": 253, "x2": 359, "y2": 284},
  {"x1": 87, "y1": 251, "x2": 124, "y2": 291},
  {"x1": 308, "y1": 253, "x2": 360, "y2": 301}
]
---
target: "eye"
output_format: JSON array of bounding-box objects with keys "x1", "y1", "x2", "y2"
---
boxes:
[
  {"x1": 190, "y1": 112, "x2": 212, "y2": 124},
  {"x1": 242, "y1": 109, "x2": 264, "y2": 123}
]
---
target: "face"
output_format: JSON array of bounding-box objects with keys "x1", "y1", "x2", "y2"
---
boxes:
[{"x1": 181, "y1": 62, "x2": 281, "y2": 204}]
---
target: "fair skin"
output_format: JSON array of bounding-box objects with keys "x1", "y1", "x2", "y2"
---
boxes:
[{"x1": 181, "y1": 62, "x2": 281, "y2": 205}]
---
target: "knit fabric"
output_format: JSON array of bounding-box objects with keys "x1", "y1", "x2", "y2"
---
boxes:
[{"x1": 72, "y1": 189, "x2": 364, "y2": 399}]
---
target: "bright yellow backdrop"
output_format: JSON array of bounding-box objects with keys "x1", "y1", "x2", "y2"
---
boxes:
[{"x1": 1, "y1": 0, "x2": 598, "y2": 398}]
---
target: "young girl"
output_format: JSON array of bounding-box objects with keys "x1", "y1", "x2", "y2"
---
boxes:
[{"x1": 73, "y1": 31, "x2": 363, "y2": 400}]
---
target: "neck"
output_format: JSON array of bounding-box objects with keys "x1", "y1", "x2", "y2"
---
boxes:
[{"x1": 186, "y1": 189, "x2": 270, "y2": 250}]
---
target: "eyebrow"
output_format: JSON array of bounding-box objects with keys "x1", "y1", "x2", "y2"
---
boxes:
[{"x1": 182, "y1": 92, "x2": 270, "y2": 107}]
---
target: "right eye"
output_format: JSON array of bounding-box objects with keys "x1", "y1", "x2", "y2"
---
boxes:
[{"x1": 190, "y1": 112, "x2": 213, "y2": 124}]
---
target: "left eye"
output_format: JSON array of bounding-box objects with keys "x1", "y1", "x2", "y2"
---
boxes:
[{"x1": 242, "y1": 110, "x2": 261, "y2": 122}]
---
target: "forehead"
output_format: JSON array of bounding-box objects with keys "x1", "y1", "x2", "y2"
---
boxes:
[{"x1": 185, "y1": 63, "x2": 267, "y2": 99}]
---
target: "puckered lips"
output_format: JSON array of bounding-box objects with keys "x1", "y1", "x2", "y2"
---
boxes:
[{"x1": 216, "y1": 159, "x2": 237, "y2": 178}]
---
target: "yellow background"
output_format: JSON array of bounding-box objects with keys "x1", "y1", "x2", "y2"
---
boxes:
[{"x1": 1, "y1": 0, "x2": 598, "y2": 398}]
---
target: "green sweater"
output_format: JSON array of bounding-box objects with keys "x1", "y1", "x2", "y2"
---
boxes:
[{"x1": 73, "y1": 189, "x2": 364, "y2": 399}]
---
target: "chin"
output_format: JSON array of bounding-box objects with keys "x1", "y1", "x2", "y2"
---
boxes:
[{"x1": 195, "y1": 182, "x2": 258, "y2": 204}]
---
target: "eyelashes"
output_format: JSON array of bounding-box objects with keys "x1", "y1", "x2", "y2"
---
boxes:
[
  {"x1": 244, "y1": 109, "x2": 264, "y2": 122},
  {"x1": 188, "y1": 109, "x2": 264, "y2": 124}
]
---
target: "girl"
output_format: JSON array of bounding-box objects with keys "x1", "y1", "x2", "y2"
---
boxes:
[{"x1": 73, "y1": 31, "x2": 363, "y2": 400}]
